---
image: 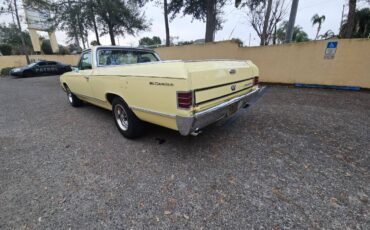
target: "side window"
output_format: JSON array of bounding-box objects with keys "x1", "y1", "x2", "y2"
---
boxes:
[
  {"x1": 97, "y1": 49, "x2": 159, "y2": 66},
  {"x1": 138, "y1": 52, "x2": 158, "y2": 63},
  {"x1": 79, "y1": 52, "x2": 92, "y2": 70},
  {"x1": 98, "y1": 49, "x2": 137, "y2": 66}
]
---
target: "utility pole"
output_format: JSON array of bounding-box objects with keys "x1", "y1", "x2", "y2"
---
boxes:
[{"x1": 284, "y1": 0, "x2": 299, "y2": 43}]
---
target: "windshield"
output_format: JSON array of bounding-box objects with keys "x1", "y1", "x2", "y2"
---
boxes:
[
  {"x1": 97, "y1": 49, "x2": 159, "y2": 66},
  {"x1": 27, "y1": 63, "x2": 37, "y2": 68}
]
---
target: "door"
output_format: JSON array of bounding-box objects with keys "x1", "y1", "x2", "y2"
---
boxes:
[
  {"x1": 34, "y1": 61, "x2": 47, "y2": 76},
  {"x1": 46, "y1": 61, "x2": 59, "y2": 75},
  {"x1": 68, "y1": 50, "x2": 94, "y2": 99}
]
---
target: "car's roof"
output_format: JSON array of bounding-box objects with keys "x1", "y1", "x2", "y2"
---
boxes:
[
  {"x1": 85, "y1": 46, "x2": 155, "y2": 53},
  {"x1": 36, "y1": 60, "x2": 59, "y2": 63}
]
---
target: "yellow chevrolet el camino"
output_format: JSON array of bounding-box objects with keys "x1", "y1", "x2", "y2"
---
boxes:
[{"x1": 60, "y1": 46, "x2": 262, "y2": 138}]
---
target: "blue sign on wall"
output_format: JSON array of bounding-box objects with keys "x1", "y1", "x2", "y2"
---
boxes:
[
  {"x1": 327, "y1": 41, "x2": 338, "y2": 49},
  {"x1": 325, "y1": 41, "x2": 338, "y2": 59}
]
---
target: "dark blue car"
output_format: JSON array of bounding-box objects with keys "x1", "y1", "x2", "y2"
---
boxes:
[{"x1": 10, "y1": 61, "x2": 72, "y2": 77}]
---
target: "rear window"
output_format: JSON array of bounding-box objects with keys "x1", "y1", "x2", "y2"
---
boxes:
[{"x1": 97, "y1": 49, "x2": 159, "y2": 66}]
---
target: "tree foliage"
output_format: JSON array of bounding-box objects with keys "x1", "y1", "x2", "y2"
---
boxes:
[
  {"x1": 276, "y1": 21, "x2": 309, "y2": 43},
  {"x1": 139, "y1": 36, "x2": 162, "y2": 46},
  {"x1": 169, "y1": 0, "x2": 228, "y2": 42},
  {"x1": 0, "y1": 23, "x2": 33, "y2": 54},
  {"x1": 95, "y1": 0, "x2": 149, "y2": 45},
  {"x1": 319, "y1": 30, "x2": 335, "y2": 39},
  {"x1": 41, "y1": 39, "x2": 53, "y2": 54},
  {"x1": 0, "y1": 44, "x2": 12, "y2": 55},
  {"x1": 238, "y1": 0, "x2": 287, "y2": 45},
  {"x1": 31, "y1": 0, "x2": 150, "y2": 46},
  {"x1": 341, "y1": 7, "x2": 370, "y2": 38}
]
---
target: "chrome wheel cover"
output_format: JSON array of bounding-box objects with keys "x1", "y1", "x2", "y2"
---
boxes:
[
  {"x1": 68, "y1": 91, "x2": 73, "y2": 103},
  {"x1": 114, "y1": 104, "x2": 129, "y2": 131}
]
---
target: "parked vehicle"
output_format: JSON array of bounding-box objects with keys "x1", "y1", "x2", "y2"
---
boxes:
[
  {"x1": 10, "y1": 61, "x2": 72, "y2": 77},
  {"x1": 60, "y1": 46, "x2": 262, "y2": 138}
]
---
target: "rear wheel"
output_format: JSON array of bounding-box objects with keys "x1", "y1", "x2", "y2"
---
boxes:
[
  {"x1": 65, "y1": 85, "x2": 83, "y2": 107},
  {"x1": 112, "y1": 97, "x2": 144, "y2": 138}
]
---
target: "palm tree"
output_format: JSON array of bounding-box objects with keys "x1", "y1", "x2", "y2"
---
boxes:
[
  {"x1": 276, "y1": 22, "x2": 310, "y2": 44},
  {"x1": 311, "y1": 14, "x2": 326, "y2": 40},
  {"x1": 341, "y1": 8, "x2": 370, "y2": 38}
]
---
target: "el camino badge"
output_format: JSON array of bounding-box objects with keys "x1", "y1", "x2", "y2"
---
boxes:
[{"x1": 149, "y1": 82, "x2": 174, "y2": 86}]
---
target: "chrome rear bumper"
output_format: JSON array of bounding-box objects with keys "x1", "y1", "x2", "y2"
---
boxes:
[{"x1": 176, "y1": 87, "x2": 263, "y2": 136}]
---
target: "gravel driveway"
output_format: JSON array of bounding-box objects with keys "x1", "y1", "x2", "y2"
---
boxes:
[{"x1": 0, "y1": 75, "x2": 369, "y2": 229}]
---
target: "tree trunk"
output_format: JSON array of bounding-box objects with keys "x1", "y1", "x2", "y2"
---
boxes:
[
  {"x1": 92, "y1": 15, "x2": 100, "y2": 45},
  {"x1": 315, "y1": 24, "x2": 321, "y2": 40},
  {"x1": 205, "y1": 0, "x2": 216, "y2": 43},
  {"x1": 68, "y1": 0, "x2": 80, "y2": 48},
  {"x1": 108, "y1": 25, "x2": 116, "y2": 45},
  {"x1": 13, "y1": 0, "x2": 30, "y2": 64},
  {"x1": 261, "y1": 0, "x2": 273, "y2": 45},
  {"x1": 88, "y1": 0, "x2": 100, "y2": 45},
  {"x1": 164, "y1": 0, "x2": 170, "y2": 46},
  {"x1": 344, "y1": 0, "x2": 357, "y2": 38},
  {"x1": 76, "y1": 13, "x2": 86, "y2": 49},
  {"x1": 80, "y1": 34, "x2": 86, "y2": 49}
]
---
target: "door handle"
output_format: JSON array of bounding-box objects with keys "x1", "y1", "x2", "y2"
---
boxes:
[{"x1": 84, "y1": 76, "x2": 89, "y2": 80}]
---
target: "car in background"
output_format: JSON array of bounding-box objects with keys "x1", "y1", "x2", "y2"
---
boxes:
[{"x1": 10, "y1": 61, "x2": 72, "y2": 77}]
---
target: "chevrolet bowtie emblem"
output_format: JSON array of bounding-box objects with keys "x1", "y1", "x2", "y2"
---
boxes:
[{"x1": 229, "y1": 69, "x2": 236, "y2": 74}]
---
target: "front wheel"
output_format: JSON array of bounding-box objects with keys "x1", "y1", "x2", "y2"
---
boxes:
[
  {"x1": 112, "y1": 97, "x2": 144, "y2": 138},
  {"x1": 66, "y1": 86, "x2": 83, "y2": 107}
]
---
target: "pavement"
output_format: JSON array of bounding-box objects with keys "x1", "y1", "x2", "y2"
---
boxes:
[{"x1": 0, "y1": 75, "x2": 369, "y2": 229}]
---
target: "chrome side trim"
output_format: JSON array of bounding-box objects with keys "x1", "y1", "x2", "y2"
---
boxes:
[
  {"x1": 130, "y1": 106, "x2": 176, "y2": 118},
  {"x1": 91, "y1": 74, "x2": 187, "y2": 80}
]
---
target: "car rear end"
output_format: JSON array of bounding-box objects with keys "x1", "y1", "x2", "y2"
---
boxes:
[{"x1": 175, "y1": 60, "x2": 262, "y2": 136}]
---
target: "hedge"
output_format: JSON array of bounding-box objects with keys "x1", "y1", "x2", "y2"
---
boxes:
[{"x1": 0, "y1": 67, "x2": 15, "y2": 76}]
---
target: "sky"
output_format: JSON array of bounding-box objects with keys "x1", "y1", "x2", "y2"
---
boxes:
[{"x1": 2, "y1": 0, "x2": 370, "y2": 47}]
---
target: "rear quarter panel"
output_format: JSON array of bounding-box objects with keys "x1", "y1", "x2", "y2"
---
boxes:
[{"x1": 90, "y1": 65, "x2": 191, "y2": 130}]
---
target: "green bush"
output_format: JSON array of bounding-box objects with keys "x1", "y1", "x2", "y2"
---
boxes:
[
  {"x1": 41, "y1": 39, "x2": 53, "y2": 54},
  {"x1": 1, "y1": 67, "x2": 15, "y2": 76},
  {"x1": 0, "y1": 44, "x2": 12, "y2": 55}
]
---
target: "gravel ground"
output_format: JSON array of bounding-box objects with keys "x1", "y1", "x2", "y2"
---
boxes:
[{"x1": 0, "y1": 75, "x2": 369, "y2": 229}]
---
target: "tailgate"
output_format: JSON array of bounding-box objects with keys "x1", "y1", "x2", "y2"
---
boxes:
[{"x1": 185, "y1": 60, "x2": 257, "y2": 106}]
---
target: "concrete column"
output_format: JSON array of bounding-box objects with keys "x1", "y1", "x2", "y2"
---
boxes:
[
  {"x1": 48, "y1": 31, "x2": 59, "y2": 53},
  {"x1": 29, "y1": 29, "x2": 41, "y2": 52}
]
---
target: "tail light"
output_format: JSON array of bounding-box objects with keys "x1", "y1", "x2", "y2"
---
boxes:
[
  {"x1": 177, "y1": 91, "x2": 193, "y2": 109},
  {"x1": 253, "y1": 76, "x2": 259, "y2": 85}
]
